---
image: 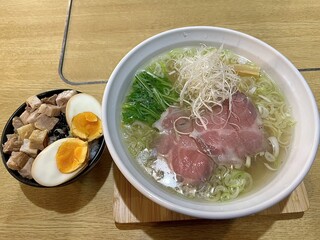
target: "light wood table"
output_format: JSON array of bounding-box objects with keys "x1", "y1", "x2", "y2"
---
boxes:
[{"x1": 0, "y1": 1, "x2": 319, "y2": 239}]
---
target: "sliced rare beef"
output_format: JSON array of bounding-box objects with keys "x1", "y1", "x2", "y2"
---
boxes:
[
  {"x1": 153, "y1": 107, "x2": 214, "y2": 185},
  {"x1": 191, "y1": 92, "x2": 267, "y2": 166},
  {"x1": 169, "y1": 135, "x2": 213, "y2": 184},
  {"x1": 153, "y1": 92, "x2": 268, "y2": 182},
  {"x1": 153, "y1": 107, "x2": 193, "y2": 134}
]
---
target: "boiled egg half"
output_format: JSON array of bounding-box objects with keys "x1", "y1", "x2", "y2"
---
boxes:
[
  {"x1": 32, "y1": 138, "x2": 88, "y2": 187},
  {"x1": 66, "y1": 93, "x2": 102, "y2": 142}
]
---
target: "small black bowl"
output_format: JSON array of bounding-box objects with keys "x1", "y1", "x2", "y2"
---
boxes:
[{"x1": 1, "y1": 89, "x2": 105, "y2": 187}]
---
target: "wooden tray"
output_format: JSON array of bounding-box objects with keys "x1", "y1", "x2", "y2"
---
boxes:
[{"x1": 113, "y1": 166, "x2": 310, "y2": 223}]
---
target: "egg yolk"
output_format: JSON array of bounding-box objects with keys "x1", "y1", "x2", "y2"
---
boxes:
[
  {"x1": 56, "y1": 138, "x2": 88, "y2": 173},
  {"x1": 71, "y1": 112, "x2": 102, "y2": 142}
]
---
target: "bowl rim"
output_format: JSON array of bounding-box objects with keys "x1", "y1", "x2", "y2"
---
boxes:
[
  {"x1": 102, "y1": 26, "x2": 320, "y2": 219},
  {"x1": 1, "y1": 88, "x2": 105, "y2": 188}
]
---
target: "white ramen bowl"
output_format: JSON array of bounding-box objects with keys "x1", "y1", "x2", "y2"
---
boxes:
[{"x1": 102, "y1": 26, "x2": 319, "y2": 219}]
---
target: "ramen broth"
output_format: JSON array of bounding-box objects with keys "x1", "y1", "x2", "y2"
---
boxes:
[{"x1": 121, "y1": 45, "x2": 294, "y2": 201}]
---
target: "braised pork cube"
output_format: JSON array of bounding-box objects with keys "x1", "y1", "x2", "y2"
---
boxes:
[
  {"x1": 20, "y1": 139, "x2": 38, "y2": 157},
  {"x1": 29, "y1": 129, "x2": 48, "y2": 150},
  {"x1": 6, "y1": 134, "x2": 17, "y2": 140},
  {"x1": 17, "y1": 123, "x2": 35, "y2": 139},
  {"x1": 38, "y1": 103, "x2": 61, "y2": 117},
  {"x1": 2, "y1": 134, "x2": 23, "y2": 153},
  {"x1": 41, "y1": 94, "x2": 57, "y2": 105},
  {"x1": 6, "y1": 151, "x2": 30, "y2": 170},
  {"x1": 18, "y1": 157, "x2": 34, "y2": 179},
  {"x1": 56, "y1": 90, "x2": 77, "y2": 112},
  {"x1": 12, "y1": 116, "x2": 24, "y2": 130},
  {"x1": 26, "y1": 95, "x2": 42, "y2": 111},
  {"x1": 34, "y1": 114, "x2": 59, "y2": 132},
  {"x1": 19, "y1": 110, "x2": 31, "y2": 125},
  {"x1": 26, "y1": 109, "x2": 40, "y2": 123}
]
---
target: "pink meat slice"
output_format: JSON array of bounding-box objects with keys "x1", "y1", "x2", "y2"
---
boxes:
[
  {"x1": 152, "y1": 92, "x2": 267, "y2": 183},
  {"x1": 169, "y1": 135, "x2": 213, "y2": 184},
  {"x1": 155, "y1": 134, "x2": 214, "y2": 185},
  {"x1": 153, "y1": 107, "x2": 213, "y2": 185},
  {"x1": 153, "y1": 107, "x2": 193, "y2": 133},
  {"x1": 191, "y1": 92, "x2": 267, "y2": 166}
]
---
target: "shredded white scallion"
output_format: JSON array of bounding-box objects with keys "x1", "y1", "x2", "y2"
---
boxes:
[{"x1": 172, "y1": 45, "x2": 241, "y2": 129}]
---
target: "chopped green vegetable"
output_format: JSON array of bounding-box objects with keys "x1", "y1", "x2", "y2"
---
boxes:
[
  {"x1": 238, "y1": 73, "x2": 295, "y2": 169},
  {"x1": 122, "y1": 70, "x2": 179, "y2": 126},
  {"x1": 180, "y1": 165, "x2": 253, "y2": 201},
  {"x1": 121, "y1": 122, "x2": 157, "y2": 158}
]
